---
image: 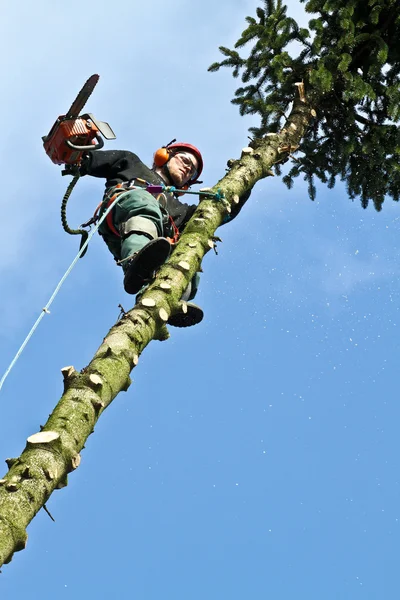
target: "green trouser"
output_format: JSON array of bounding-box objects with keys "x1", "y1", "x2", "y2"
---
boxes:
[
  {"x1": 98, "y1": 188, "x2": 167, "y2": 269},
  {"x1": 98, "y1": 188, "x2": 199, "y2": 300}
]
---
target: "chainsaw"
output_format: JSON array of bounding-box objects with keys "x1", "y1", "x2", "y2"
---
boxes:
[
  {"x1": 42, "y1": 74, "x2": 116, "y2": 169},
  {"x1": 43, "y1": 74, "x2": 116, "y2": 256}
]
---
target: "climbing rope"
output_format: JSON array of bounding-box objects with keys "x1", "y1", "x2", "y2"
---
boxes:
[
  {"x1": 169, "y1": 185, "x2": 231, "y2": 216},
  {"x1": 158, "y1": 184, "x2": 226, "y2": 201},
  {"x1": 0, "y1": 194, "x2": 121, "y2": 393},
  {"x1": 151, "y1": 184, "x2": 231, "y2": 218}
]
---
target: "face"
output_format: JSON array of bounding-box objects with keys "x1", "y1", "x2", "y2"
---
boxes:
[{"x1": 167, "y1": 151, "x2": 199, "y2": 187}]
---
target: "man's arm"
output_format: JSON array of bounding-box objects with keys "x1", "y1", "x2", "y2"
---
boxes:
[{"x1": 79, "y1": 150, "x2": 141, "y2": 181}]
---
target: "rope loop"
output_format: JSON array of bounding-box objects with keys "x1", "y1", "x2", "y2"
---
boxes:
[{"x1": 61, "y1": 174, "x2": 91, "y2": 258}]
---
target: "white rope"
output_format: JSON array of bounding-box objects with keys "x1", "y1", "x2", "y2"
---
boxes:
[{"x1": 0, "y1": 195, "x2": 121, "y2": 393}]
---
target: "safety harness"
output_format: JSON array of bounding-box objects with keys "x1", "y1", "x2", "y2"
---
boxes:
[
  {"x1": 91, "y1": 178, "x2": 181, "y2": 245},
  {"x1": 65, "y1": 177, "x2": 227, "y2": 257}
]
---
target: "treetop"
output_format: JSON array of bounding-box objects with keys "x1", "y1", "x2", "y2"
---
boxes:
[{"x1": 209, "y1": 0, "x2": 400, "y2": 209}]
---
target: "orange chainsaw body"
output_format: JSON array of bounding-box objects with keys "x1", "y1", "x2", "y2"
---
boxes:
[
  {"x1": 43, "y1": 116, "x2": 101, "y2": 165},
  {"x1": 43, "y1": 75, "x2": 116, "y2": 167}
]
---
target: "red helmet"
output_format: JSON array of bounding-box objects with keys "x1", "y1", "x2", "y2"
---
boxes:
[
  {"x1": 154, "y1": 141, "x2": 203, "y2": 185},
  {"x1": 167, "y1": 142, "x2": 203, "y2": 180}
]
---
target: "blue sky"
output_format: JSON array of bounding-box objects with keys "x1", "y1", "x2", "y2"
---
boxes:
[{"x1": 1, "y1": 1, "x2": 399, "y2": 598}]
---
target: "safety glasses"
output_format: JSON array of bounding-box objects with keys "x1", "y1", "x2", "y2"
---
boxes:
[{"x1": 176, "y1": 152, "x2": 198, "y2": 181}]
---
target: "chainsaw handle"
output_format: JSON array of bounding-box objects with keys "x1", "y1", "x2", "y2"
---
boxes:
[{"x1": 65, "y1": 134, "x2": 104, "y2": 152}]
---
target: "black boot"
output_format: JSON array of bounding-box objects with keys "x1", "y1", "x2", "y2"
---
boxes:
[
  {"x1": 167, "y1": 302, "x2": 204, "y2": 328},
  {"x1": 123, "y1": 238, "x2": 171, "y2": 295}
]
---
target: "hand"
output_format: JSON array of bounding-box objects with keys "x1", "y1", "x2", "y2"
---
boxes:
[{"x1": 61, "y1": 164, "x2": 81, "y2": 177}]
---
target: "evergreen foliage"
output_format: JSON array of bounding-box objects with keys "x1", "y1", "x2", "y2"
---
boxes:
[{"x1": 209, "y1": 0, "x2": 400, "y2": 210}]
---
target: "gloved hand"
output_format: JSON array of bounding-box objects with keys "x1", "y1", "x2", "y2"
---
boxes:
[
  {"x1": 77, "y1": 152, "x2": 91, "y2": 176},
  {"x1": 61, "y1": 153, "x2": 90, "y2": 177},
  {"x1": 61, "y1": 164, "x2": 81, "y2": 177}
]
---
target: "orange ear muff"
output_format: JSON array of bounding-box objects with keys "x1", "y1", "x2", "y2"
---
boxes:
[{"x1": 153, "y1": 147, "x2": 170, "y2": 167}]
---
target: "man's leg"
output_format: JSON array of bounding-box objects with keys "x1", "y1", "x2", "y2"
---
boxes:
[
  {"x1": 167, "y1": 273, "x2": 203, "y2": 327},
  {"x1": 99, "y1": 188, "x2": 170, "y2": 294},
  {"x1": 113, "y1": 189, "x2": 165, "y2": 259},
  {"x1": 181, "y1": 273, "x2": 201, "y2": 302},
  {"x1": 98, "y1": 188, "x2": 203, "y2": 326}
]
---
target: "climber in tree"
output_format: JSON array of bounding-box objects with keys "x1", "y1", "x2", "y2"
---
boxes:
[{"x1": 79, "y1": 141, "x2": 250, "y2": 326}]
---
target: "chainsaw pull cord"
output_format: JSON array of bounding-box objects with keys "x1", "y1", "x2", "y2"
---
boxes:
[{"x1": 60, "y1": 174, "x2": 89, "y2": 257}]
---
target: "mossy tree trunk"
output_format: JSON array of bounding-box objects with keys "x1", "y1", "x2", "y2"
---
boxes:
[{"x1": 0, "y1": 90, "x2": 313, "y2": 567}]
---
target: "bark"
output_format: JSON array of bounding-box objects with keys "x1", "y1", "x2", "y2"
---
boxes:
[{"x1": 0, "y1": 90, "x2": 314, "y2": 567}]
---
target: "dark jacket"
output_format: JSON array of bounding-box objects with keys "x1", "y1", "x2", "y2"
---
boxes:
[{"x1": 81, "y1": 149, "x2": 251, "y2": 230}]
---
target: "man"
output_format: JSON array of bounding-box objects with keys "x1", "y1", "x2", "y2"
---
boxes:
[{"x1": 79, "y1": 141, "x2": 250, "y2": 326}]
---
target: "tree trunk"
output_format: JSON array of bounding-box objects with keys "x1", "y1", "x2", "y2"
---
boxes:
[{"x1": 0, "y1": 90, "x2": 313, "y2": 567}]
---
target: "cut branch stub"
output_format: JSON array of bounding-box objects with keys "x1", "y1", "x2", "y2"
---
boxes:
[
  {"x1": 21, "y1": 466, "x2": 32, "y2": 479},
  {"x1": 159, "y1": 308, "x2": 169, "y2": 322},
  {"x1": 141, "y1": 298, "x2": 156, "y2": 308},
  {"x1": 91, "y1": 399, "x2": 105, "y2": 412},
  {"x1": 71, "y1": 454, "x2": 81, "y2": 471},
  {"x1": 61, "y1": 366, "x2": 75, "y2": 379},
  {"x1": 89, "y1": 373, "x2": 103, "y2": 387},
  {"x1": 177, "y1": 261, "x2": 190, "y2": 273},
  {"x1": 44, "y1": 467, "x2": 57, "y2": 481},
  {"x1": 241, "y1": 147, "x2": 254, "y2": 157},
  {"x1": 61, "y1": 366, "x2": 77, "y2": 391},
  {"x1": 5, "y1": 458, "x2": 18, "y2": 469},
  {"x1": 6, "y1": 483, "x2": 18, "y2": 492},
  {"x1": 27, "y1": 431, "x2": 60, "y2": 446}
]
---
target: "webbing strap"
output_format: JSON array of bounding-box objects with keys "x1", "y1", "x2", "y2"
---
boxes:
[
  {"x1": 167, "y1": 215, "x2": 180, "y2": 244},
  {"x1": 100, "y1": 183, "x2": 179, "y2": 243}
]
